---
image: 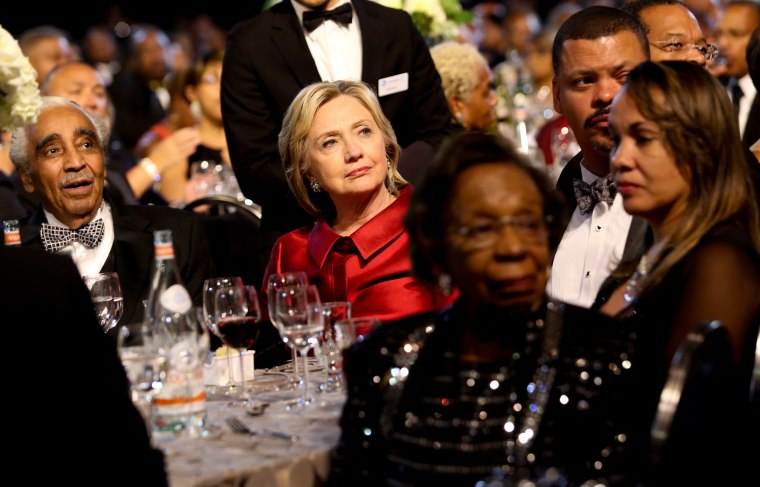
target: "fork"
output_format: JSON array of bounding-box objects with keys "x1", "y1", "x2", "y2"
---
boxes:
[{"x1": 224, "y1": 416, "x2": 299, "y2": 441}]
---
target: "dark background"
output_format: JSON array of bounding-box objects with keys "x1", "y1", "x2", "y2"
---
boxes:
[
  {"x1": 2, "y1": 2, "x2": 267, "y2": 38},
  {"x1": 3, "y1": 1, "x2": 567, "y2": 39}
]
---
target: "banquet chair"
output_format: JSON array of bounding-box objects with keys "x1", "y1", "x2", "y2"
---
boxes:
[
  {"x1": 649, "y1": 320, "x2": 744, "y2": 483},
  {"x1": 180, "y1": 194, "x2": 263, "y2": 287}
]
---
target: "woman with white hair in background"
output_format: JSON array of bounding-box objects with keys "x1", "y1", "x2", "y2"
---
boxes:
[{"x1": 430, "y1": 41, "x2": 498, "y2": 132}]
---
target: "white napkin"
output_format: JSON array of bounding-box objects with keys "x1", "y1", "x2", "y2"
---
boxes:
[{"x1": 203, "y1": 350, "x2": 255, "y2": 386}]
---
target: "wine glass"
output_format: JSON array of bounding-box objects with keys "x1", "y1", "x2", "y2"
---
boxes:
[
  {"x1": 274, "y1": 284, "x2": 323, "y2": 408},
  {"x1": 202, "y1": 276, "x2": 244, "y2": 395},
  {"x1": 83, "y1": 272, "x2": 124, "y2": 332},
  {"x1": 319, "y1": 301, "x2": 352, "y2": 392},
  {"x1": 214, "y1": 283, "x2": 262, "y2": 404},
  {"x1": 267, "y1": 272, "x2": 308, "y2": 384}
]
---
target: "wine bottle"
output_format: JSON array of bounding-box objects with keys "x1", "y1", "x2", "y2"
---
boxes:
[{"x1": 144, "y1": 229, "x2": 207, "y2": 436}]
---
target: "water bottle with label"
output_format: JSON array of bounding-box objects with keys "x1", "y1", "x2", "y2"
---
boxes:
[{"x1": 144, "y1": 229, "x2": 207, "y2": 436}]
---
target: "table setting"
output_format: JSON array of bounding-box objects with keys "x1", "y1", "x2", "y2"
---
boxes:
[
  {"x1": 116, "y1": 273, "x2": 372, "y2": 486},
  {"x1": 161, "y1": 356, "x2": 345, "y2": 487}
]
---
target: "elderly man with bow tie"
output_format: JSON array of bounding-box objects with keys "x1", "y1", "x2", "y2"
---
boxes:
[{"x1": 9, "y1": 96, "x2": 213, "y2": 328}]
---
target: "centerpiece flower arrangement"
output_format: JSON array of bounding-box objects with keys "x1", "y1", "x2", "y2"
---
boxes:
[
  {"x1": 373, "y1": 0, "x2": 472, "y2": 44},
  {"x1": 0, "y1": 25, "x2": 42, "y2": 131}
]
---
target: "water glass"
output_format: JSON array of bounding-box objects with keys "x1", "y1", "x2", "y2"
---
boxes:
[
  {"x1": 117, "y1": 321, "x2": 160, "y2": 430},
  {"x1": 318, "y1": 301, "x2": 352, "y2": 392},
  {"x1": 334, "y1": 317, "x2": 381, "y2": 348},
  {"x1": 84, "y1": 272, "x2": 124, "y2": 332}
]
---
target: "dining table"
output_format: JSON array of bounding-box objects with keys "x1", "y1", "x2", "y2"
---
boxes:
[{"x1": 154, "y1": 358, "x2": 345, "y2": 487}]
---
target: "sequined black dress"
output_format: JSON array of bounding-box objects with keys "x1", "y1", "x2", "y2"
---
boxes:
[{"x1": 328, "y1": 299, "x2": 643, "y2": 486}]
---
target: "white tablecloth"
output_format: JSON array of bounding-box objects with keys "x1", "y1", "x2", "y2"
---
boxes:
[{"x1": 158, "y1": 362, "x2": 344, "y2": 487}]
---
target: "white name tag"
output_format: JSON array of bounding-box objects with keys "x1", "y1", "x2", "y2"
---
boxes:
[{"x1": 378, "y1": 73, "x2": 409, "y2": 97}]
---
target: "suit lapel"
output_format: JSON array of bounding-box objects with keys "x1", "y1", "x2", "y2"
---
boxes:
[
  {"x1": 271, "y1": 1, "x2": 322, "y2": 86},
  {"x1": 110, "y1": 206, "x2": 154, "y2": 325},
  {"x1": 20, "y1": 209, "x2": 45, "y2": 250},
  {"x1": 556, "y1": 152, "x2": 583, "y2": 215},
  {"x1": 354, "y1": 0, "x2": 384, "y2": 89},
  {"x1": 621, "y1": 217, "x2": 650, "y2": 264}
]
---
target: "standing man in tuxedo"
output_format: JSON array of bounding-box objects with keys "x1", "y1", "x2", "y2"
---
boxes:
[
  {"x1": 548, "y1": 6, "x2": 650, "y2": 308},
  {"x1": 221, "y1": 0, "x2": 453, "y2": 275},
  {"x1": 715, "y1": 1, "x2": 760, "y2": 152},
  {"x1": 9, "y1": 96, "x2": 212, "y2": 327}
]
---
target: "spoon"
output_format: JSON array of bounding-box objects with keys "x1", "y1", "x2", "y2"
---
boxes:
[{"x1": 244, "y1": 400, "x2": 269, "y2": 416}]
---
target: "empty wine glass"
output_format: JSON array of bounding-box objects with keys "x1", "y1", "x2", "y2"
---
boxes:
[
  {"x1": 214, "y1": 283, "x2": 262, "y2": 404},
  {"x1": 274, "y1": 284, "x2": 323, "y2": 408},
  {"x1": 83, "y1": 272, "x2": 124, "y2": 332},
  {"x1": 267, "y1": 272, "x2": 308, "y2": 384}
]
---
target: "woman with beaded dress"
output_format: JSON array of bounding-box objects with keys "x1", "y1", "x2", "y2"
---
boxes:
[
  {"x1": 597, "y1": 61, "x2": 760, "y2": 484},
  {"x1": 327, "y1": 131, "x2": 644, "y2": 486}
]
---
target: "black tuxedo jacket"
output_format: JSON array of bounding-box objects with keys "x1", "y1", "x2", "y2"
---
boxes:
[
  {"x1": 554, "y1": 152, "x2": 650, "y2": 268},
  {"x1": 221, "y1": 0, "x2": 453, "y2": 248},
  {"x1": 19, "y1": 203, "x2": 213, "y2": 327},
  {"x1": 0, "y1": 246, "x2": 167, "y2": 485}
]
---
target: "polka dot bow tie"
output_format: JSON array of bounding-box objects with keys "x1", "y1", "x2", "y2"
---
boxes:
[
  {"x1": 40, "y1": 219, "x2": 105, "y2": 253},
  {"x1": 573, "y1": 175, "x2": 617, "y2": 215}
]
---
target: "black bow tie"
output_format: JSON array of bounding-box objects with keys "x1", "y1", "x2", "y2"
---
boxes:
[
  {"x1": 40, "y1": 219, "x2": 105, "y2": 253},
  {"x1": 303, "y1": 3, "x2": 353, "y2": 33},
  {"x1": 573, "y1": 175, "x2": 617, "y2": 215}
]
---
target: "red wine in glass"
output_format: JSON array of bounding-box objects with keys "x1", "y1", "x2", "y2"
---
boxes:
[{"x1": 217, "y1": 316, "x2": 261, "y2": 349}]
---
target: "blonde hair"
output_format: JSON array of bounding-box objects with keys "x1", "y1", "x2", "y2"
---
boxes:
[
  {"x1": 278, "y1": 80, "x2": 406, "y2": 220},
  {"x1": 430, "y1": 41, "x2": 489, "y2": 102}
]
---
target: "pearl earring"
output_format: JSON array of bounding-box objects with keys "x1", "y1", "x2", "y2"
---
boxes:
[{"x1": 386, "y1": 156, "x2": 391, "y2": 170}]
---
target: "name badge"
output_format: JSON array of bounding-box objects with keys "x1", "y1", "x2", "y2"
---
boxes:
[{"x1": 378, "y1": 73, "x2": 409, "y2": 97}]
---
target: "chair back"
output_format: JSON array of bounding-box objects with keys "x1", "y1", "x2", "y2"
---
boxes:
[
  {"x1": 180, "y1": 195, "x2": 263, "y2": 286},
  {"x1": 650, "y1": 320, "x2": 741, "y2": 482}
]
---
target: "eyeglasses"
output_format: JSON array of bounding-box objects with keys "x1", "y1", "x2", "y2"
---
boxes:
[
  {"x1": 449, "y1": 214, "x2": 549, "y2": 249},
  {"x1": 649, "y1": 38, "x2": 719, "y2": 61}
]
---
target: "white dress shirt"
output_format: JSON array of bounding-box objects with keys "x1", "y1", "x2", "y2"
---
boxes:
[
  {"x1": 732, "y1": 74, "x2": 757, "y2": 139},
  {"x1": 44, "y1": 201, "x2": 115, "y2": 278},
  {"x1": 547, "y1": 163, "x2": 633, "y2": 308},
  {"x1": 292, "y1": 0, "x2": 362, "y2": 82}
]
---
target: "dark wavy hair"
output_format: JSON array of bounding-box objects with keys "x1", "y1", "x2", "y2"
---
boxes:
[{"x1": 404, "y1": 131, "x2": 567, "y2": 286}]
